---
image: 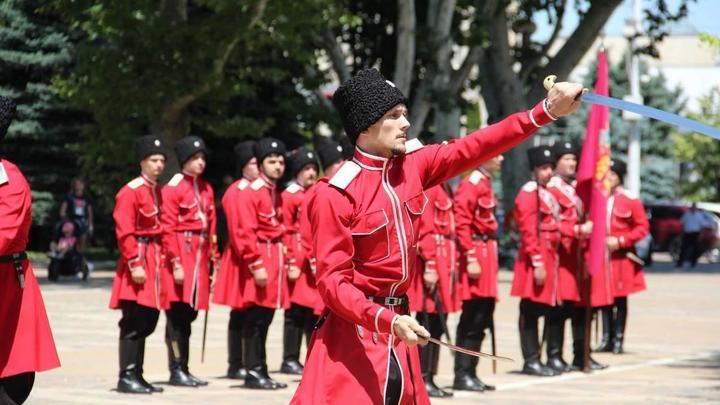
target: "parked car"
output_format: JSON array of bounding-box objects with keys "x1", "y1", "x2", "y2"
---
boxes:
[{"x1": 644, "y1": 203, "x2": 719, "y2": 263}]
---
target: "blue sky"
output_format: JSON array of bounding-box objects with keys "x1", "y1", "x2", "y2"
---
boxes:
[{"x1": 535, "y1": 0, "x2": 720, "y2": 40}]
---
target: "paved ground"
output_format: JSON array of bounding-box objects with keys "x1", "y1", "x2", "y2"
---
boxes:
[{"x1": 26, "y1": 254, "x2": 720, "y2": 404}]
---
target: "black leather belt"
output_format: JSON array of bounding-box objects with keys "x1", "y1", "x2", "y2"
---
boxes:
[
  {"x1": 137, "y1": 235, "x2": 161, "y2": 243},
  {"x1": 181, "y1": 230, "x2": 208, "y2": 238},
  {"x1": 369, "y1": 295, "x2": 408, "y2": 307},
  {"x1": 0, "y1": 252, "x2": 27, "y2": 288},
  {"x1": 472, "y1": 234, "x2": 497, "y2": 241}
]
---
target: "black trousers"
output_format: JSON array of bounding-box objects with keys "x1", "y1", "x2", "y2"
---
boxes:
[
  {"x1": 165, "y1": 302, "x2": 198, "y2": 369},
  {"x1": 519, "y1": 299, "x2": 549, "y2": 363},
  {"x1": 242, "y1": 306, "x2": 275, "y2": 371},
  {"x1": 119, "y1": 300, "x2": 160, "y2": 340},
  {"x1": 454, "y1": 298, "x2": 495, "y2": 377},
  {"x1": 228, "y1": 309, "x2": 246, "y2": 371},
  {"x1": 677, "y1": 231, "x2": 700, "y2": 267},
  {"x1": 0, "y1": 373, "x2": 34, "y2": 405},
  {"x1": 416, "y1": 312, "x2": 444, "y2": 376},
  {"x1": 282, "y1": 303, "x2": 318, "y2": 362}
]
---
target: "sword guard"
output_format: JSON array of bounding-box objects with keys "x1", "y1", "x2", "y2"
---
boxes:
[{"x1": 543, "y1": 75, "x2": 557, "y2": 91}]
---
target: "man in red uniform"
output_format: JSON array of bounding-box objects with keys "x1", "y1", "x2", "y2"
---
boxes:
[
  {"x1": 452, "y1": 152, "x2": 504, "y2": 391},
  {"x1": 235, "y1": 137, "x2": 289, "y2": 389},
  {"x1": 212, "y1": 140, "x2": 258, "y2": 380},
  {"x1": 406, "y1": 133, "x2": 460, "y2": 398},
  {"x1": 600, "y1": 159, "x2": 649, "y2": 354},
  {"x1": 291, "y1": 68, "x2": 582, "y2": 404},
  {"x1": 296, "y1": 138, "x2": 350, "y2": 317},
  {"x1": 109, "y1": 135, "x2": 168, "y2": 394},
  {"x1": 511, "y1": 145, "x2": 562, "y2": 377},
  {"x1": 0, "y1": 96, "x2": 60, "y2": 404},
  {"x1": 280, "y1": 147, "x2": 319, "y2": 375},
  {"x1": 545, "y1": 141, "x2": 605, "y2": 372},
  {"x1": 161, "y1": 136, "x2": 217, "y2": 387}
]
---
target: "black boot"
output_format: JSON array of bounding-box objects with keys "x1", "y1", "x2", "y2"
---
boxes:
[
  {"x1": 570, "y1": 313, "x2": 607, "y2": 371},
  {"x1": 118, "y1": 339, "x2": 153, "y2": 394},
  {"x1": 519, "y1": 307, "x2": 557, "y2": 377},
  {"x1": 227, "y1": 327, "x2": 247, "y2": 379},
  {"x1": 612, "y1": 298, "x2": 627, "y2": 354},
  {"x1": 137, "y1": 339, "x2": 163, "y2": 392},
  {"x1": 545, "y1": 307, "x2": 570, "y2": 374},
  {"x1": 420, "y1": 338, "x2": 452, "y2": 397},
  {"x1": 244, "y1": 367, "x2": 278, "y2": 390},
  {"x1": 594, "y1": 306, "x2": 613, "y2": 352},
  {"x1": 179, "y1": 335, "x2": 208, "y2": 386},
  {"x1": 281, "y1": 305, "x2": 305, "y2": 375},
  {"x1": 167, "y1": 336, "x2": 199, "y2": 387}
]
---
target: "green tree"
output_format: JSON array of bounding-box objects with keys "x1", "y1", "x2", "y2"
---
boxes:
[
  {"x1": 0, "y1": 0, "x2": 84, "y2": 240},
  {"x1": 673, "y1": 88, "x2": 720, "y2": 201}
]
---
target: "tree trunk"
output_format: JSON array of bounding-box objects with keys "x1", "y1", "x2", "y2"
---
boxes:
[
  {"x1": 434, "y1": 107, "x2": 461, "y2": 138},
  {"x1": 393, "y1": 0, "x2": 416, "y2": 96}
]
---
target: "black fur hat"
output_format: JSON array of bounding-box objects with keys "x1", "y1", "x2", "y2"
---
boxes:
[
  {"x1": 527, "y1": 145, "x2": 555, "y2": 169},
  {"x1": 287, "y1": 147, "x2": 318, "y2": 178},
  {"x1": 234, "y1": 140, "x2": 257, "y2": 171},
  {"x1": 135, "y1": 135, "x2": 166, "y2": 162},
  {"x1": 175, "y1": 136, "x2": 207, "y2": 166},
  {"x1": 332, "y1": 68, "x2": 406, "y2": 144},
  {"x1": 316, "y1": 140, "x2": 344, "y2": 170},
  {"x1": 0, "y1": 96, "x2": 17, "y2": 141},
  {"x1": 552, "y1": 140, "x2": 578, "y2": 161},
  {"x1": 254, "y1": 137, "x2": 286, "y2": 162}
]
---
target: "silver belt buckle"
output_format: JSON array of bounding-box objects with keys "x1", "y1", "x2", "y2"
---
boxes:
[{"x1": 385, "y1": 297, "x2": 401, "y2": 306}]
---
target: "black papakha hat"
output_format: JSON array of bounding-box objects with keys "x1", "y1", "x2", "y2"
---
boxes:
[
  {"x1": 0, "y1": 96, "x2": 17, "y2": 141},
  {"x1": 135, "y1": 135, "x2": 166, "y2": 162},
  {"x1": 234, "y1": 140, "x2": 257, "y2": 170},
  {"x1": 527, "y1": 145, "x2": 555, "y2": 169},
  {"x1": 176, "y1": 136, "x2": 207, "y2": 166},
  {"x1": 552, "y1": 140, "x2": 578, "y2": 161},
  {"x1": 287, "y1": 147, "x2": 318, "y2": 178},
  {"x1": 332, "y1": 68, "x2": 406, "y2": 144},
  {"x1": 609, "y1": 158, "x2": 627, "y2": 178},
  {"x1": 254, "y1": 137, "x2": 286, "y2": 163},
  {"x1": 316, "y1": 140, "x2": 345, "y2": 170}
]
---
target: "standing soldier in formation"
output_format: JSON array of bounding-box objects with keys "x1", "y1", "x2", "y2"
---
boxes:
[
  {"x1": 212, "y1": 140, "x2": 258, "y2": 380},
  {"x1": 291, "y1": 68, "x2": 582, "y2": 404},
  {"x1": 452, "y1": 153, "x2": 504, "y2": 391},
  {"x1": 109, "y1": 135, "x2": 168, "y2": 394},
  {"x1": 296, "y1": 139, "x2": 350, "y2": 318},
  {"x1": 511, "y1": 145, "x2": 562, "y2": 377},
  {"x1": 235, "y1": 137, "x2": 289, "y2": 389},
  {"x1": 0, "y1": 97, "x2": 60, "y2": 404},
  {"x1": 407, "y1": 134, "x2": 459, "y2": 398},
  {"x1": 280, "y1": 147, "x2": 319, "y2": 375},
  {"x1": 545, "y1": 141, "x2": 605, "y2": 372},
  {"x1": 600, "y1": 159, "x2": 649, "y2": 354},
  {"x1": 161, "y1": 136, "x2": 217, "y2": 387}
]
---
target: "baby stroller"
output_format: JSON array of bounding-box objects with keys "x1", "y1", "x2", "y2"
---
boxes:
[{"x1": 47, "y1": 219, "x2": 89, "y2": 282}]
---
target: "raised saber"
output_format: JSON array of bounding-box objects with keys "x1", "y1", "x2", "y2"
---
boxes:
[
  {"x1": 544, "y1": 75, "x2": 720, "y2": 140},
  {"x1": 420, "y1": 335, "x2": 514, "y2": 363}
]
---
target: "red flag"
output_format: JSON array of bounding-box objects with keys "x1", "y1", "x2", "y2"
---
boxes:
[{"x1": 576, "y1": 49, "x2": 611, "y2": 277}]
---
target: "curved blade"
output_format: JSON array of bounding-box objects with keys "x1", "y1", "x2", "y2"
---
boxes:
[
  {"x1": 582, "y1": 92, "x2": 720, "y2": 140},
  {"x1": 424, "y1": 336, "x2": 514, "y2": 363}
]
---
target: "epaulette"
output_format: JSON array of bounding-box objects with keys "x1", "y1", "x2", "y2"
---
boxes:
[
  {"x1": 167, "y1": 173, "x2": 183, "y2": 187},
  {"x1": 0, "y1": 162, "x2": 8, "y2": 185},
  {"x1": 468, "y1": 170, "x2": 484, "y2": 185},
  {"x1": 251, "y1": 178, "x2": 265, "y2": 190},
  {"x1": 285, "y1": 183, "x2": 301, "y2": 194},
  {"x1": 547, "y1": 176, "x2": 561, "y2": 188},
  {"x1": 522, "y1": 181, "x2": 538, "y2": 192},
  {"x1": 238, "y1": 178, "x2": 250, "y2": 190},
  {"x1": 127, "y1": 177, "x2": 144, "y2": 189},
  {"x1": 329, "y1": 160, "x2": 361, "y2": 190},
  {"x1": 404, "y1": 138, "x2": 424, "y2": 154}
]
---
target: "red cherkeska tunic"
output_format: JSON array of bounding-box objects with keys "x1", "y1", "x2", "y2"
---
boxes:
[
  {"x1": 608, "y1": 187, "x2": 649, "y2": 297},
  {"x1": 291, "y1": 101, "x2": 554, "y2": 405},
  {"x1": 212, "y1": 177, "x2": 251, "y2": 309},
  {"x1": 161, "y1": 173, "x2": 216, "y2": 311},
  {"x1": 283, "y1": 182, "x2": 320, "y2": 310},
  {"x1": 546, "y1": 175, "x2": 584, "y2": 303},
  {"x1": 235, "y1": 175, "x2": 289, "y2": 310},
  {"x1": 454, "y1": 168, "x2": 500, "y2": 301},
  {"x1": 298, "y1": 182, "x2": 326, "y2": 315},
  {"x1": 109, "y1": 175, "x2": 165, "y2": 310},
  {"x1": 408, "y1": 184, "x2": 460, "y2": 313},
  {"x1": 510, "y1": 181, "x2": 562, "y2": 306},
  {"x1": 0, "y1": 159, "x2": 60, "y2": 377}
]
